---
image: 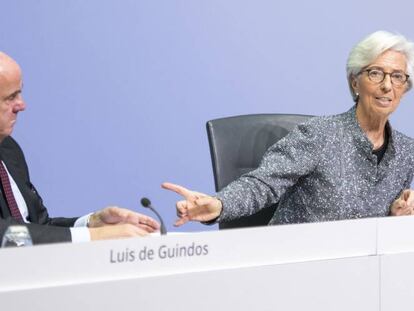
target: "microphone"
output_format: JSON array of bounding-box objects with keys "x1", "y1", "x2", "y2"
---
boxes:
[{"x1": 140, "y1": 197, "x2": 167, "y2": 235}]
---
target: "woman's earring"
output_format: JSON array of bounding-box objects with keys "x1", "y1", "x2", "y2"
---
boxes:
[{"x1": 354, "y1": 92, "x2": 359, "y2": 102}]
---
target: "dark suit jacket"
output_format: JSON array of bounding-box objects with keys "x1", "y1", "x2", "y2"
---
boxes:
[{"x1": 0, "y1": 136, "x2": 77, "y2": 245}]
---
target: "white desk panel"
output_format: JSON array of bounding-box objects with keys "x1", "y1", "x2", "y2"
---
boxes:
[
  {"x1": 0, "y1": 256, "x2": 379, "y2": 311},
  {"x1": 0, "y1": 217, "x2": 377, "y2": 292},
  {"x1": 380, "y1": 252, "x2": 414, "y2": 311},
  {"x1": 377, "y1": 215, "x2": 414, "y2": 254}
]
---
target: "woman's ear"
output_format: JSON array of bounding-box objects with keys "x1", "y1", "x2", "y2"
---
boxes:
[{"x1": 351, "y1": 76, "x2": 359, "y2": 94}]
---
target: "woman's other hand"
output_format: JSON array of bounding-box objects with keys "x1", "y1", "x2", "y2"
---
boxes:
[{"x1": 390, "y1": 189, "x2": 414, "y2": 216}]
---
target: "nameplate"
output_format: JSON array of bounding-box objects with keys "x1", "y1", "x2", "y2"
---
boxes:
[{"x1": 0, "y1": 218, "x2": 377, "y2": 291}]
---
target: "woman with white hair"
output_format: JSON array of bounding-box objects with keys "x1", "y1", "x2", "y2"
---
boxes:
[{"x1": 163, "y1": 30, "x2": 414, "y2": 227}]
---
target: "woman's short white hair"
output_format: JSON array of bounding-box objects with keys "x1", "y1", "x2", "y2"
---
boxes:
[{"x1": 346, "y1": 30, "x2": 414, "y2": 101}]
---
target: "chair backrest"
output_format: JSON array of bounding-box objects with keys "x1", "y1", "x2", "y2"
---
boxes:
[{"x1": 206, "y1": 114, "x2": 313, "y2": 229}]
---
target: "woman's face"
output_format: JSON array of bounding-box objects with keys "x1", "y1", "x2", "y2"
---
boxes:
[{"x1": 352, "y1": 49, "x2": 408, "y2": 119}]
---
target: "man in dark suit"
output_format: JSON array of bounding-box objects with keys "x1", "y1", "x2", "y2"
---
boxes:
[{"x1": 0, "y1": 52, "x2": 159, "y2": 245}]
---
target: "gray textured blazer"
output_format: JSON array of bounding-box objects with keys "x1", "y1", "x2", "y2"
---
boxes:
[{"x1": 217, "y1": 106, "x2": 414, "y2": 225}]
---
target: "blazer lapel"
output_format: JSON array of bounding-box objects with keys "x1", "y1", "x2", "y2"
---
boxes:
[{"x1": 0, "y1": 147, "x2": 40, "y2": 223}]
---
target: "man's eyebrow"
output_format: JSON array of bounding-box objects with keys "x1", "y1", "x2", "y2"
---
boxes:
[{"x1": 3, "y1": 89, "x2": 21, "y2": 100}]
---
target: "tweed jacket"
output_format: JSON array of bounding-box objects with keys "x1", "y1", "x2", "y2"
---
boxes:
[{"x1": 217, "y1": 106, "x2": 414, "y2": 225}]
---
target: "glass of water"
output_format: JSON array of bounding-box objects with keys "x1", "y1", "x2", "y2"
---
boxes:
[{"x1": 1, "y1": 225, "x2": 33, "y2": 248}]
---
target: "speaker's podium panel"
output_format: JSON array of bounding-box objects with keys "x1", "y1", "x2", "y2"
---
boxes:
[
  {"x1": 378, "y1": 216, "x2": 414, "y2": 311},
  {"x1": 0, "y1": 218, "x2": 380, "y2": 311}
]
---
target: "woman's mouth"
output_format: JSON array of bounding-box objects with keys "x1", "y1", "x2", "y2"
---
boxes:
[{"x1": 375, "y1": 96, "x2": 392, "y2": 107}]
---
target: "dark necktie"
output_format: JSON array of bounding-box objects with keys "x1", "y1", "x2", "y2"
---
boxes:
[{"x1": 0, "y1": 161, "x2": 24, "y2": 222}]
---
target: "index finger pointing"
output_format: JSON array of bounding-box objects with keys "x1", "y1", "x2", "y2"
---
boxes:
[{"x1": 162, "y1": 182, "x2": 194, "y2": 199}]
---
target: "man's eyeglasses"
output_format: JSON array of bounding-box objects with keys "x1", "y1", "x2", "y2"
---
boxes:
[{"x1": 359, "y1": 68, "x2": 409, "y2": 87}]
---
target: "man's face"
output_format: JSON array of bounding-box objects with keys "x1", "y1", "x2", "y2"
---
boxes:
[{"x1": 0, "y1": 55, "x2": 25, "y2": 142}]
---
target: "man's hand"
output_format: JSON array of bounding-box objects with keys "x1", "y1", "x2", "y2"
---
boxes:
[
  {"x1": 88, "y1": 224, "x2": 150, "y2": 241},
  {"x1": 88, "y1": 206, "x2": 160, "y2": 233},
  {"x1": 162, "y1": 182, "x2": 222, "y2": 226},
  {"x1": 390, "y1": 189, "x2": 414, "y2": 216}
]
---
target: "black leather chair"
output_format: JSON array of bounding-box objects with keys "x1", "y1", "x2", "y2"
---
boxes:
[{"x1": 206, "y1": 114, "x2": 313, "y2": 229}]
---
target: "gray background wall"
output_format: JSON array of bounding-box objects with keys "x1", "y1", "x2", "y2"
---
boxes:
[{"x1": 1, "y1": 0, "x2": 413, "y2": 232}]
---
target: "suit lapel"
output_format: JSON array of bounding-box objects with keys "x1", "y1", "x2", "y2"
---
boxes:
[{"x1": 0, "y1": 145, "x2": 40, "y2": 223}]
